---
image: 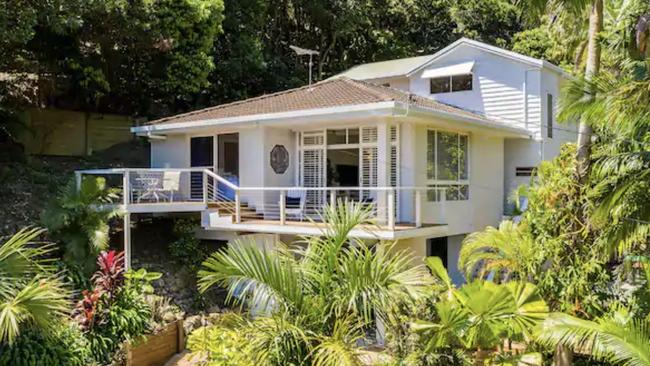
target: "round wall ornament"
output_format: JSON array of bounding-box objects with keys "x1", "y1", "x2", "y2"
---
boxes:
[{"x1": 270, "y1": 144, "x2": 289, "y2": 174}]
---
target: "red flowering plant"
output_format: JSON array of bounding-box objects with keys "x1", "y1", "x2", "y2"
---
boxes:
[
  {"x1": 75, "y1": 289, "x2": 101, "y2": 331},
  {"x1": 73, "y1": 250, "x2": 125, "y2": 330},
  {"x1": 92, "y1": 250, "x2": 125, "y2": 300}
]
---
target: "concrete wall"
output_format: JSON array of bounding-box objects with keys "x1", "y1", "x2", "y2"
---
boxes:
[{"x1": 21, "y1": 108, "x2": 133, "y2": 156}]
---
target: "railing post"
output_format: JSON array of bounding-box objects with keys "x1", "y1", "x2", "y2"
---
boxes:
[
  {"x1": 415, "y1": 190, "x2": 422, "y2": 228},
  {"x1": 387, "y1": 189, "x2": 395, "y2": 230},
  {"x1": 75, "y1": 171, "x2": 82, "y2": 192},
  {"x1": 202, "y1": 171, "x2": 208, "y2": 205},
  {"x1": 329, "y1": 190, "x2": 336, "y2": 209},
  {"x1": 440, "y1": 188, "x2": 447, "y2": 224},
  {"x1": 123, "y1": 170, "x2": 130, "y2": 206},
  {"x1": 280, "y1": 190, "x2": 286, "y2": 225},
  {"x1": 235, "y1": 190, "x2": 241, "y2": 224}
]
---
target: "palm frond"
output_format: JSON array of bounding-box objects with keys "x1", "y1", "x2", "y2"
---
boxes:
[
  {"x1": 311, "y1": 316, "x2": 364, "y2": 366},
  {"x1": 335, "y1": 241, "x2": 432, "y2": 322},
  {"x1": 536, "y1": 312, "x2": 650, "y2": 366},
  {"x1": 197, "y1": 238, "x2": 304, "y2": 313},
  {"x1": 0, "y1": 276, "x2": 70, "y2": 345}
]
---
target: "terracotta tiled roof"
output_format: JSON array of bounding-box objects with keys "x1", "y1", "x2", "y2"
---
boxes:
[{"x1": 147, "y1": 77, "x2": 491, "y2": 125}]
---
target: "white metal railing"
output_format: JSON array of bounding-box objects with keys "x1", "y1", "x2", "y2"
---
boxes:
[
  {"x1": 76, "y1": 168, "x2": 447, "y2": 229},
  {"x1": 204, "y1": 170, "x2": 446, "y2": 229},
  {"x1": 75, "y1": 168, "x2": 210, "y2": 206}
]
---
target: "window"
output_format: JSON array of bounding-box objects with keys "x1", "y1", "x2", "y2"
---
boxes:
[
  {"x1": 547, "y1": 93, "x2": 554, "y2": 138},
  {"x1": 327, "y1": 128, "x2": 359, "y2": 145},
  {"x1": 516, "y1": 167, "x2": 536, "y2": 177},
  {"x1": 430, "y1": 74, "x2": 473, "y2": 94},
  {"x1": 426, "y1": 129, "x2": 469, "y2": 201}
]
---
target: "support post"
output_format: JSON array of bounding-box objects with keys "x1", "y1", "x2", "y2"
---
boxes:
[
  {"x1": 280, "y1": 190, "x2": 286, "y2": 225},
  {"x1": 235, "y1": 190, "x2": 241, "y2": 224},
  {"x1": 440, "y1": 188, "x2": 447, "y2": 224},
  {"x1": 124, "y1": 213, "x2": 131, "y2": 270},
  {"x1": 123, "y1": 170, "x2": 130, "y2": 206},
  {"x1": 329, "y1": 190, "x2": 336, "y2": 209},
  {"x1": 387, "y1": 189, "x2": 395, "y2": 230},
  {"x1": 415, "y1": 190, "x2": 422, "y2": 228},
  {"x1": 202, "y1": 171, "x2": 208, "y2": 205},
  {"x1": 75, "y1": 171, "x2": 82, "y2": 192}
]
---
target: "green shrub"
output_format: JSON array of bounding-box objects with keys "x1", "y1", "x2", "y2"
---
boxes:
[
  {"x1": 186, "y1": 314, "x2": 252, "y2": 366},
  {"x1": 87, "y1": 283, "x2": 152, "y2": 364},
  {"x1": 0, "y1": 323, "x2": 92, "y2": 366},
  {"x1": 169, "y1": 218, "x2": 206, "y2": 268}
]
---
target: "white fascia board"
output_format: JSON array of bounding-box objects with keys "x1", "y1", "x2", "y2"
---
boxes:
[
  {"x1": 408, "y1": 38, "x2": 567, "y2": 77},
  {"x1": 396, "y1": 103, "x2": 532, "y2": 138},
  {"x1": 131, "y1": 101, "x2": 397, "y2": 134},
  {"x1": 421, "y1": 61, "x2": 475, "y2": 79}
]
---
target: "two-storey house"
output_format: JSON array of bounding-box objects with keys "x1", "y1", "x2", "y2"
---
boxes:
[{"x1": 78, "y1": 38, "x2": 574, "y2": 283}]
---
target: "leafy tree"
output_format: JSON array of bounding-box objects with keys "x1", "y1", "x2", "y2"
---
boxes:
[
  {"x1": 196, "y1": 201, "x2": 432, "y2": 365},
  {"x1": 0, "y1": 228, "x2": 70, "y2": 345},
  {"x1": 41, "y1": 177, "x2": 120, "y2": 276}
]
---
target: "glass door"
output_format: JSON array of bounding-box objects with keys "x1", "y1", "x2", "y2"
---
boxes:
[{"x1": 190, "y1": 136, "x2": 214, "y2": 200}]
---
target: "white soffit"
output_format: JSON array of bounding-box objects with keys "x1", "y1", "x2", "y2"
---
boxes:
[{"x1": 421, "y1": 61, "x2": 475, "y2": 79}]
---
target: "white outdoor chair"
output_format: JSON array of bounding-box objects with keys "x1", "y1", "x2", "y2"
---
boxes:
[
  {"x1": 158, "y1": 171, "x2": 181, "y2": 202},
  {"x1": 282, "y1": 189, "x2": 306, "y2": 220}
]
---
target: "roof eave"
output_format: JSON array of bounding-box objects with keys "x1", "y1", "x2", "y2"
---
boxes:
[
  {"x1": 131, "y1": 101, "x2": 398, "y2": 134},
  {"x1": 396, "y1": 103, "x2": 532, "y2": 138}
]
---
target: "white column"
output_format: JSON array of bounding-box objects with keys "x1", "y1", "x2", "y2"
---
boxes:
[
  {"x1": 123, "y1": 213, "x2": 131, "y2": 270},
  {"x1": 400, "y1": 122, "x2": 417, "y2": 223},
  {"x1": 376, "y1": 121, "x2": 391, "y2": 225},
  {"x1": 279, "y1": 190, "x2": 286, "y2": 225}
]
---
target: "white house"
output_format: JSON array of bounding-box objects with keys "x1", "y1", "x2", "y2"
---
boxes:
[{"x1": 77, "y1": 38, "x2": 574, "y2": 283}]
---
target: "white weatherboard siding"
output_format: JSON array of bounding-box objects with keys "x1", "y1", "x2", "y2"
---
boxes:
[
  {"x1": 503, "y1": 139, "x2": 542, "y2": 212},
  {"x1": 409, "y1": 45, "x2": 541, "y2": 137},
  {"x1": 151, "y1": 134, "x2": 189, "y2": 168},
  {"x1": 408, "y1": 123, "x2": 504, "y2": 236}
]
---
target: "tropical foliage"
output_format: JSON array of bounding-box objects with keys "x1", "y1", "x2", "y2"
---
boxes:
[
  {"x1": 42, "y1": 176, "x2": 120, "y2": 276},
  {"x1": 194, "y1": 201, "x2": 432, "y2": 365},
  {"x1": 537, "y1": 311, "x2": 650, "y2": 366},
  {"x1": 0, "y1": 228, "x2": 69, "y2": 345}
]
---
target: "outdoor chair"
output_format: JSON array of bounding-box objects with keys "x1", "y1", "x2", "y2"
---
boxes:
[{"x1": 282, "y1": 189, "x2": 306, "y2": 220}]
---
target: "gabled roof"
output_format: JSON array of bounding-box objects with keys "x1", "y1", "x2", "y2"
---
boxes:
[
  {"x1": 332, "y1": 38, "x2": 567, "y2": 81},
  {"x1": 331, "y1": 54, "x2": 435, "y2": 81},
  {"x1": 143, "y1": 77, "x2": 492, "y2": 126}
]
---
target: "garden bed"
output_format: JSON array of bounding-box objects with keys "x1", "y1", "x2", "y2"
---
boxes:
[{"x1": 125, "y1": 319, "x2": 185, "y2": 366}]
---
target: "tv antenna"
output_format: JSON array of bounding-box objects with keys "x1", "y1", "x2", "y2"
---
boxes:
[{"x1": 290, "y1": 45, "x2": 319, "y2": 87}]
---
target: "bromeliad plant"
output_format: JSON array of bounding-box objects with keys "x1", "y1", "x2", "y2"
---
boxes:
[
  {"x1": 412, "y1": 257, "x2": 549, "y2": 365},
  {"x1": 195, "y1": 200, "x2": 433, "y2": 365}
]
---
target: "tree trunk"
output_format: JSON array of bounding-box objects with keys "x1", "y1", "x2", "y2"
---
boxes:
[
  {"x1": 554, "y1": 344, "x2": 573, "y2": 366},
  {"x1": 575, "y1": 0, "x2": 603, "y2": 182},
  {"x1": 474, "y1": 349, "x2": 491, "y2": 366}
]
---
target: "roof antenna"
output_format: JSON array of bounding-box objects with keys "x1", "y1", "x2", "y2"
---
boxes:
[{"x1": 290, "y1": 45, "x2": 319, "y2": 87}]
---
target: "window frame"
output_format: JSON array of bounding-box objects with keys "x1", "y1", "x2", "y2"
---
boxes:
[
  {"x1": 429, "y1": 73, "x2": 473, "y2": 94},
  {"x1": 426, "y1": 128, "x2": 470, "y2": 201},
  {"x1": 546, "y1": 93, "x2": 554, "y2": 139}
]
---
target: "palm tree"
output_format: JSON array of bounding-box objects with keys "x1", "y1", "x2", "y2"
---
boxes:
[
  {"x1": 537, "y1": 312, "x2": 650, "y2": 366},
  {"x1": 414, "y1": 257, "x2": 549, "y2": 365},
  {"x1": 197, "y1": 201, "x2": 432, "y2": 365},
  {"x1": 459, "y1": 221, "x2": 541, "y2": 282},
  {"x1": 0, "y1": 228, "x2": 70, "y2": 345},
  {"x1": 522, "y1": 0, "x2": 604, "y2": 179},
  {"x1": 41, "y1": 177, "x2": 120, "y2": 275}
]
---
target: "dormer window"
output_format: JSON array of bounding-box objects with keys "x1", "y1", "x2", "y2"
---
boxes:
[
  {"x1": 429, "y1": 74, "x2": 473, "y2": 94},
  {"x1": 422, "y1": 61, "x2": 475, "y2": 94}
]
